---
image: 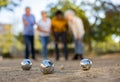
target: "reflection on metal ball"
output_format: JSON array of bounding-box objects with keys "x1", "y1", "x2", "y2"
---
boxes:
[
  {"x1": 21, "y1": 59, "x2": 32, "y2": 70},
  {"x1": 80, "y1": 58, "x2": 92, "y2": 71},
  {"x1": 40, "y1": 60, "x2": 54, "y2": 74}
]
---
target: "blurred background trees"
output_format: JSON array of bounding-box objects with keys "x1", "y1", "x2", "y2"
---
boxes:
[
  {"x1": 47, "y1": 0, "x2": 120, "y2": 53},
  {"x1": 0, "y1": 0, "x2": 23, "y2": 57},
  {"x1": 0, "y1": 0, "x2": 22, "y2": 11},
  {"x1": 81, "y1": 0, "x2": 120, "y2": 53}
]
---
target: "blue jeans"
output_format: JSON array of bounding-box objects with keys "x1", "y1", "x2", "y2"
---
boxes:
[
  {"x1": 74, "y1": 39, "x2": 84, "y2": 55},
  {"x1": 54, "y1": 32, "x2": 68, "y2": 60},
  {"x1": 24, "y1": 35, "x2": 35, "y2": 59},
  {"x1": 39, "y1": 36, "x2": 49, "y2": 59}
]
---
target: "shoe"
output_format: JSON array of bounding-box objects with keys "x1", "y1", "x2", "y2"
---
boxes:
[
  {"x1": 79, "y1": 55, "x2": 84, "y2": 60},
  {"x1": 72, "y1": 54, "x2": 78, "y2": 60}
]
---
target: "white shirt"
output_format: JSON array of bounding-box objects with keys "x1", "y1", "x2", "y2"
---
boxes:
[
  {"x1": 68, "y1": 16, "x2": 85, "y2": 39},
  {"x1": 37, "y1": 18, "x2": 51, "y2": 36}
]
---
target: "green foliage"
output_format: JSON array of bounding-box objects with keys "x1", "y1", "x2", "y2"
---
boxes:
[
  {"x1": 93, "y1": 36, "x2": 120, "y2": 54},
  {"x1": 80, "y1": 0, "x2": 120, "y2": 47},
  {"x1": 0, "y1": 33, "x2": 25, "y2": 57},
  {"x1": 15, "y1": 32, "x2": 24, "y2": 44},
  {"x1": 0, "y1": 33, "x2": 14, "y2": 54},
  {"x1": 0, "y1": 0, "x2": 22, "y2": 11},
  {"x1": 0, "y1": 0, "x2": 9, "y2": 7},
  {"x1": 92, "y1": 11, "x2": 120, "y2": 42},
  {"x1": 35, "y1": 38, "x2": 42, "y2": 50},
  {"x1": 105, "y1": 11, "x2": 120, "y2": 36}
]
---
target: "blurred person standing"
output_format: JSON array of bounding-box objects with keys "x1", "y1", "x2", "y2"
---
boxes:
[
  {"x1": 65, "y1": 10, "x2": 85, "y2": 60},
  {"x1": 37, "y1": 11, "x2": 51, "y2": 59},
  {"x1": 22, "y1": 7, "x2": 36, "y2": 60},
  {"x1": 51, "y1": 10, "x2": 69, "y2": 61}
]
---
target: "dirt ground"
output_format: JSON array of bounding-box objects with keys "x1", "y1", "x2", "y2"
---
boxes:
[{"x1": 0, "y1": 53, "x2": 120, "y2": 82}]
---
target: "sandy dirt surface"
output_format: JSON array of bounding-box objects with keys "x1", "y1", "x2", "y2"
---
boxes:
[{"x1": 0, "y1": 53, "x2": 120, "y2": 82}]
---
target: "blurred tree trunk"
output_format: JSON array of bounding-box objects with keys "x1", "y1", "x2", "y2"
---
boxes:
[{"x1": 87, "y1": 27, "x2": 92, "y2": 51}]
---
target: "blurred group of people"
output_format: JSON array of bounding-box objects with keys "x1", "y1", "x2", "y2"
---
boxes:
[{"x1": 22, "y1": 7, "x2": 85, "y2": 61}]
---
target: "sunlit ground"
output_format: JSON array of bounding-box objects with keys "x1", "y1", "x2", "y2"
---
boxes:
[{"x1": 0, "y1": 53, "x2": 120, "y2": 82}]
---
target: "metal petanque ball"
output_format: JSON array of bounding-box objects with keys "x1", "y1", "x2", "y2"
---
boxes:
[
  {"x1": 80, "y1": 58, "x2": 92, "y2": 71},
  {"x1": 40, "y1": 60, "x2": 54, "y2": 74},
  {"x1": 21, "y1": 59, "x2": 32, "y2": 70}
]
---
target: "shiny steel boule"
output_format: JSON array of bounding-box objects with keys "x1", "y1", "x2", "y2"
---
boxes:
[
  {"x1": 80, "y1": 58, "x2": 92, "y2": 71},
  {"x1": 40, "y1": 60, "x2": 54, "y2": 74},
  {"x1": 21, "y1": 59, "x2": 32, "y2": 70}
]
